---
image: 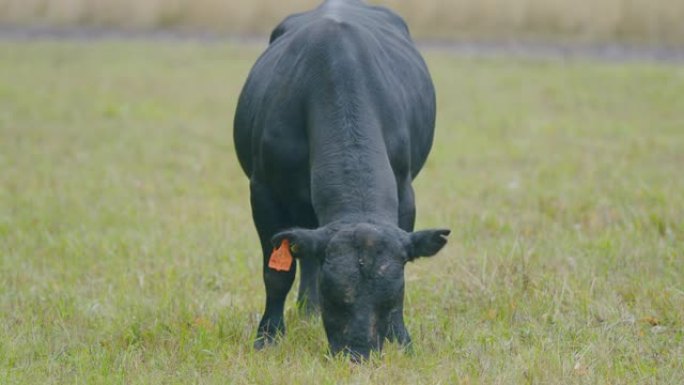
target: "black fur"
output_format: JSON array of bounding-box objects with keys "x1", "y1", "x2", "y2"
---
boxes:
[{"x1": 234, "y1": 0, "x2": 449, "y2": 359}]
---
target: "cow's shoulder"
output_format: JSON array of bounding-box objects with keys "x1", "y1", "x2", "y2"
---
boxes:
[
  {"x1": 269, "y1": 1, "x2": 411, "y2": 46},
  {"x1": 269, "y1": 12, "x2": 308, "y2": 44}
]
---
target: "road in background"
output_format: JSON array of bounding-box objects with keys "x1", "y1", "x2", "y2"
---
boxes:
[{"x1": 2, "y1": 26, "x2": 684, "y2": 63}]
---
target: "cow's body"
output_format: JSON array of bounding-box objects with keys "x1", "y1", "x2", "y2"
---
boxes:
[{"x1": 234, "y1": 0, "x2": 448, "y2": 359}]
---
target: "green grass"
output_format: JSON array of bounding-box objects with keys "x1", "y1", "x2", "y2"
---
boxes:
[{"x1": 1, "y1": 41, "x2": 683, "y2": 384}]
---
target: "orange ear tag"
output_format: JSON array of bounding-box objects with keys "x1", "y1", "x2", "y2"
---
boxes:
[{"x1": 268, "y1": 239, "x2": 294, "y2": 271}]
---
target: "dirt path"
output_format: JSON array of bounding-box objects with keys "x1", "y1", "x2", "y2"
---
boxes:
[{"x1": 2, "y1": 25, "x2": 683, "y2": 63}]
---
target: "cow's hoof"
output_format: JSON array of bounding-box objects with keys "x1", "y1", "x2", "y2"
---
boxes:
[
  {"x1": 253, "y1": 333, "x2": 280, "y2": 350},
  {"x1": 399, "y1": 341, "x2": 414, "y2": 355},
  {"x1": 253, "y1": 322, "x2": 284, "y2": 350},
  {"x1": 254, "y1": 316, "x2": 285, "y2": 350}
]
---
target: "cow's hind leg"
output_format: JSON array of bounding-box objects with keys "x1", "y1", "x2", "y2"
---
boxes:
[
  {"x1": 288, "y1": 203, "x2": 320, "y2": 315},
  {"x1": 297, "y1": 257, "x2": 320, "y2": 315},
  {"x1": 397, "y1": 180, "x2": 416, "y2": 232},
  {"x1": 250, "y1": 181, "x2": 296, "y2": 350},
  {"x1": 391, "y1": 180, "x2": 415, "y2": 348}
]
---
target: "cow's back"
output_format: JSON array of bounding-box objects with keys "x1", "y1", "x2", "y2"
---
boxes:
[{"x1": 234, "y1": 0, "x2": 435, "y2": 187}]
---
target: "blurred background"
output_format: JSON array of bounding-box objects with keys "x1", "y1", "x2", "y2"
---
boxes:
[{"x1": 2, "y1": 0, "x2": 684, "y2": 45}]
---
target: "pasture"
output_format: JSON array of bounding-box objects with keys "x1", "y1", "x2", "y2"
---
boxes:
[{"x1": 1, "y1": 40, "x2": 683, "y2": 383}]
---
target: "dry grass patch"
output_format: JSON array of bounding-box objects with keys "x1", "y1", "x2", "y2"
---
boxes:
[{"x1": 1, "y1": 0, "x2": 684, "y2": 44}]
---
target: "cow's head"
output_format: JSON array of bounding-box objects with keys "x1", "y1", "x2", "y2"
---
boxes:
[{"x1": 271, "y1": 222, "x2": 449, "y2": 360}]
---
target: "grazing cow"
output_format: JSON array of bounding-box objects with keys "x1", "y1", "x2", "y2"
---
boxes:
[{"x1": 233, "y1": 0, "x2": 449, "y2": 360}]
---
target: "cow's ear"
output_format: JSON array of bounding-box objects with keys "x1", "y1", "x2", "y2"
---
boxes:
[
  {"x1": 405, "y1": 228, "x2": 450, "y2": 262},
  {"x1": 271, "y1": 227, "x2": 331, "y2": 260}
]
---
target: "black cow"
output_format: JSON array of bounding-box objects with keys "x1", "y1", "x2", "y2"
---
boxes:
[{"x1": 233, "y1": 0, "x2": 449, "y2": 360}]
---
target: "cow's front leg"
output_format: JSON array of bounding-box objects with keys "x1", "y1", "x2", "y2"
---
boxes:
[
  {"x1": 250, "y1": 181, "x2": 296, "y2": 349},
  {"x1": 387, "y1": 303, "x2": 412, "y2": 349},
  {"x1": 255, "y1": 263, "x2": 296, "y2": 349}
]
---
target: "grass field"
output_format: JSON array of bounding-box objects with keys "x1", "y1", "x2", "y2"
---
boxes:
[
  {"x1": 1, "y1": 41, "x2": 683, "y2": 384},
  {"x1": 2, "y1": 0, "x2": 684, "y2": 45}
]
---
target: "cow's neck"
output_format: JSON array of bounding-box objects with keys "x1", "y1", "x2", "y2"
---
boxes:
[{"x1": 308, "y1": 118, "x2": 399, "y2": 226}]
